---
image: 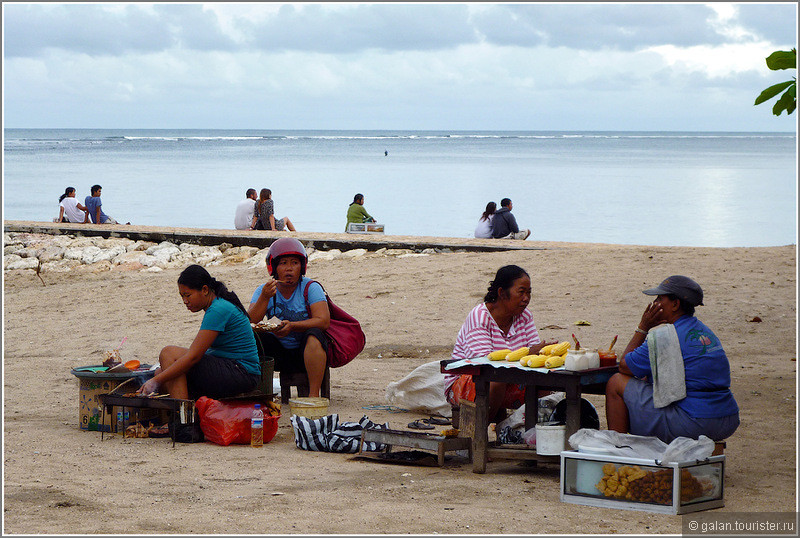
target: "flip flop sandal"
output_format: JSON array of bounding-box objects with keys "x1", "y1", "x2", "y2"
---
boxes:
[
  {"x1": 423, "y1": 416, "x2": 451, "y2": 426},
  {"x1": 407, "y1": 419, "x2": 435, "y2": 430}
]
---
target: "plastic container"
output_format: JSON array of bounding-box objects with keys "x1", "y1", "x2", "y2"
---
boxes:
[
  {"x1": 288, "y1": 397, "x2": 329, "y2": 419},
  {"x1": 584, "y1": 350, "x2": 600, "y2": 370},
  {"x1": 598, "y1": 350, "x2": 618, "y2": 367},
  {"x1": 251, "y1": 404, "x2": 264, "y2": 447},
  {"x1": 575, "y1": 445, "x2": 614, "y2": 494},
  {"x1": 535, "y1": 421, "x2": 566, "y2": 455},
  {"x1": 564, "y1": 349, "x2": 588, "y2": 371}
]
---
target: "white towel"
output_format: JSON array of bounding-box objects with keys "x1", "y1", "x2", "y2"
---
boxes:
[{"x1": 646, "y1": 324, "x2": 686, "y2": 408}]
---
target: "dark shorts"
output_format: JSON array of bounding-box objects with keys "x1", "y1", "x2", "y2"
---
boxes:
[
  {"x1": 623, "y1": 378, "x2": 740, "y2": 443},
  {"x1": 186, "y1": 353, "x2": 260, "y2": 400},
  {"x1": 256, "y1": 328, "x2": 329, "y2": 374}
]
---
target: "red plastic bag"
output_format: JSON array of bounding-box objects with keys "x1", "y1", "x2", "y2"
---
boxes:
[{"x1": 196, "y1": 396, "x2": 280, "y2": 446}]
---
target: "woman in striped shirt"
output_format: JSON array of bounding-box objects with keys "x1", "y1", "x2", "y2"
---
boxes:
[{"x1": 446, "y1": 265, "x2": 557, "y2": 422}]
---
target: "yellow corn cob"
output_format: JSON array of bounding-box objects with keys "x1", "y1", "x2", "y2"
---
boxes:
[
  {"x1": 488, "y1": 349, "x2": 512, "y2": 361},
  {"x1": 539, "y1": 342, "x2": 569, "y2": 356},
  {"x1": 539, "y1": 343, "x2": 559, "y2": 355},
  {"x1": 545, "y1": 354, "x2": 566, "y2": 368},
  {"x1": 517, "y1": 354, "x2": 536, "y2": 366},
  {"x1": 505, "y1": 347, "x2": 530, "y2": 362},
  {"x1": 527, "y1": 355, "x2": 549, "y2": 368}
]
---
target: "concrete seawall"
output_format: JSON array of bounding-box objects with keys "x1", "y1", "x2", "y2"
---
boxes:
[{"x1": 3, "y1": 221, "x2": 545, "y2": 253}]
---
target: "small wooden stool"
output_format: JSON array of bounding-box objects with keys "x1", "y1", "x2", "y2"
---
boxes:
[{"x1": 280, "y1": 366, "x2": 331, "y2": 404}]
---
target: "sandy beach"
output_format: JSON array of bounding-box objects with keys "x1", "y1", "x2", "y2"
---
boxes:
[{"x1": 2, "y1": 232, "x2": 797, "y2": 534}]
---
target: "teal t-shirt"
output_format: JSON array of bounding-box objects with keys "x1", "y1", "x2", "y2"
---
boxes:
[{"x1": 200, "y1": 297, "x2": 260, "y2": 376}]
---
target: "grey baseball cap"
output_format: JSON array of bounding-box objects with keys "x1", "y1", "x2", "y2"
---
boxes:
[{"x1": 643, "y1": 275, "x2": 704, "y2": 306}]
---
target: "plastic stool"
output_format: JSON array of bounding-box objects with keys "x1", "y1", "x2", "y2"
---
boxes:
[{"x1": 280, "y1": 367, "x2": 331, "y2": 404}]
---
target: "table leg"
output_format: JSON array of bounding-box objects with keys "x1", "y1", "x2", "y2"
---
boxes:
[
  {"x1": 473, "y1": 376, "x2": 489, "y2": 474},
  {"x1": 564, "y1": 382, "x2": 582, "y2": 449},
  {"x1": 524, "y1": 384, "x2": 539, "y2": 431}
]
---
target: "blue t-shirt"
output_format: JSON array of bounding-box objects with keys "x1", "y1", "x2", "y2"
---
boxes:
[
  {"x1": 84, "y1": 196, "x2": 108, "y2": 224},
  {"x1": 250, "y1": 276, "x2": 326, "y2": 350},
  {"x1": 625, "y1": 315, "x2": 739, "y2": 419},
  {"x1": 200, "y1": 297, "x2": 260, "y2": 376}
]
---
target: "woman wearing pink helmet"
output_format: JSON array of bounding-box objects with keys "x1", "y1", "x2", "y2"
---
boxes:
[{"x1": 248, "y1": 238, "x2": 330, "y2": 397}]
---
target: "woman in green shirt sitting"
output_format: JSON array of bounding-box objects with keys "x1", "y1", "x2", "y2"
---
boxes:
[{"x1": 345, "y1": 193, "x2": 376, "y2": 230}]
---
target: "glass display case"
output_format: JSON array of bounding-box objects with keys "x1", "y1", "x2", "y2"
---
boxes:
[{"x1": 560, "y1": 450, "x2": 725, "y2": 514}]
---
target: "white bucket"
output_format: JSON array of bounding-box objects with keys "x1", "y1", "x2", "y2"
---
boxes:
[
  {"x1": 575, "y1": 444, "x2": 614, "y2": 495},
  {"x1": 535, "y1": 422, "x2": 566, "y2": 455}
]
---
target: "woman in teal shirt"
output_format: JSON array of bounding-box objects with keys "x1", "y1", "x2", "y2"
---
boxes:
[{"x1": 138, "y1": 265, "x2": 260, "y2": 399}]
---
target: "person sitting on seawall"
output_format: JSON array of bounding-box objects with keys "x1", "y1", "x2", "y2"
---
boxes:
[
  {"x1": 84, "y1": 184, "x2": 120, "y2": 225},
  {"x1": 248, "y1": 238, "x2": 330, "y2": 397},
  {"x1": 345, "y1": 193, "x2": 376, "y2": 231},
  {"x1": 137, "y1": 265, "x2": 261, "y2": 400},
  {"x1": 445, "y1": 265, "x2": 558, "y2": 422},
  {"x1": 234, "y1": 188, "x2": 258, "y2": 230},
  {"x1": 491, "y1": 198, "x2": 530, "y2": 240},
  {"x1": 256, "y1": 188, "x2": 296, "y2": 231},
  {"x1": 474, "y1": 201, "x2": 496, "y2": 239},
  {"x1": 56, "y1": 187, "x2": 89, "y2": 223},
  {"x1": 605, "y1": 275, "x2": 740, "y2": 443}
]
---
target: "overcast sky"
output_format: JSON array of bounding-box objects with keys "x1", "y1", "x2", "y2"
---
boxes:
[{"x1": 2, "y1": 2, "x2": 797, "y2": 131}]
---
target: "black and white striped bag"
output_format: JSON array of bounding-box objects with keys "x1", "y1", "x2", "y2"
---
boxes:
[
  {"x1": 290, "y1": 414, "x2": 389, "y2": 453},
  {"x1": 290, "y1": 413, "x2": 338, "y2": 452}
]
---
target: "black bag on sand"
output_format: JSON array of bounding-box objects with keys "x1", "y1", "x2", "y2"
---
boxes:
[{"x1": 168, "y1": 419, "x2": 205, "y2": 443}]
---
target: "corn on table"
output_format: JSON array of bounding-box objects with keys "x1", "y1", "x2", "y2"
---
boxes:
[{"x1": 440, "y1": 358, "x2": 619, "y2": 473}]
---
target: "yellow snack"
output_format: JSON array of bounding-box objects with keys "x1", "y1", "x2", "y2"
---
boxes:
[
  {"x1": 545, "y1": 354, "x2": 566, "y2": 368},
  {"x1": 505, "y1": 347, "x2": 530, "y2": 361},
  {"x1": 548, "y1": 341, "x2": 571, "y2": 356},
  {"x1": 488, "y1": 349, "x2": 512, "y2": 361},
  {"x1": 526, "y1": 355, "x2": 549, "y2": 368}
]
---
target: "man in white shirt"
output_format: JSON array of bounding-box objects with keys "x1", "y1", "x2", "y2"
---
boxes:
[{"x1": 234, "y1": 188, "x2": 258, "y2": 230}]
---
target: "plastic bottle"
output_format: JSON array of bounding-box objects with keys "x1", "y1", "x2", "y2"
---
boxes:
[{"x1": 251, "y1": 404, "x2": 264, "y2": 447}]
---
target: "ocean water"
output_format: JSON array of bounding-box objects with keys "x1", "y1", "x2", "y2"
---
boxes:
[{"x1": 2, "y1": 129, "x2": 797, "y2": 247}]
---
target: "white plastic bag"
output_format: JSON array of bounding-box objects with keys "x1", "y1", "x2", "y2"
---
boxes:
[
  {"x1": 660, "y1": 435, "x2": 715, "y2": 465},
  {"x1": 495, "y1": 392, "x2": 567, "y2": 433},
  {"x1": 496, "y1": 405, "x2": 526, "y2": 432},
  {"x1": 568, "y1": 428, "x2": 715, "y2": 463},
  {"x1": 384, "y1": 361, "x2": 451, "y2": 417},
  {"x1": 522, "y1": 427, "x2": 536, "y2": 446}
]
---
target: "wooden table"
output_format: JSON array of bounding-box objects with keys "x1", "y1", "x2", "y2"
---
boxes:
[{"x1": 441, "y1": 359, "x2": 618, "y2": 473}]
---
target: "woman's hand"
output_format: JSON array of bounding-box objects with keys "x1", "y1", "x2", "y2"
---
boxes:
[
  {"x1": 137, "y1": 378, "x2": 160, "y2": 395},
  {"x1": 260, "y1": 279, "x2": 278, "y2": 301},
  {"x1": 639, "y1": 301, "x2": 665, "y2": 332},
  {"x1": 531, "y1": 339, "x2": 559, "y2": 354},
  {"x1": 273, "y1": 320, "x2": 292, "y2": 338}
]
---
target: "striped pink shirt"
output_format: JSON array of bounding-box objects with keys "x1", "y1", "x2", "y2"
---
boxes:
[
  {"x1": 445, "y1": 303, "x2": 542, "y2": 395},
  {"x1": 452, "y1": 303, "x2": 541, "y2": 360}
]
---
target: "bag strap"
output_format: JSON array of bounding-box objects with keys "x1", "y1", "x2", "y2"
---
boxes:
[{"x1": 303, "y1": 279, "x2": 330, "y2": 316}]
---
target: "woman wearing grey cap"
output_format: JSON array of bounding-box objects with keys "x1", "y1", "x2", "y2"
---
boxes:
[{"x1": 605, "y1": 275, "x2": 739, "y2": 443}]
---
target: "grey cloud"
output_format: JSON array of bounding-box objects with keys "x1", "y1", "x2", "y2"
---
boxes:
[
  {"x1": 242, "y1": 4, "x2": 477, "y2": 53},
  {"x1": 4, "y1": 4, "x2": 174, "y2": 57},
  {"x1": 3, "y1": 3, "x2": 235, "y2": 57},
  {"x1": 735, "y1": 4, "x2": 798, "y2": 46},
  {"x1": 476, "y1": 4, "x2": 723, "y2": 50},
  {"x1": 4, "y1": 3, "x2": 796, "y2": 59}
]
